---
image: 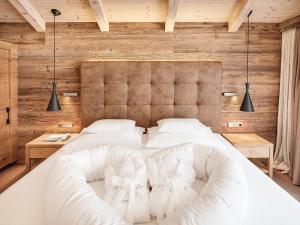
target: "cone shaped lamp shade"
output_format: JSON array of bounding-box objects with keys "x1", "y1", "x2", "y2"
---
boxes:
[
  {"x1": 47, "y1": 9, "x2": 61, "y2": 111},
  {"x1": 240, "y1": 10, "x2": 255, "y2": 112},
  {"x1": 240, "y1": 83, "x2": 254, "y2": 112},
  {"x1": 47, "y1": 82, "x2": 61, "y2": 111}
]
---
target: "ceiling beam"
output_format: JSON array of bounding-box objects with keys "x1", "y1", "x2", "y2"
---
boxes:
[
  {"x1": 8, "y1": 0, "x2": 45, "y2": 32},
  {"x1": 228, "y1": 0, "x2": 254, "y2": 32},
  {"x1": 280, "y1": 15, "x2": 300, "y2": 32},
  {"x1": 165, "y1": 0, "x2": 179, "y2": 32},
  {"x1": 88, "y1": 0, "x2": 109, "y2": 32}
]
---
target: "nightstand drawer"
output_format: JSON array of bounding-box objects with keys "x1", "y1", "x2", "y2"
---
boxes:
[
  {"x1": 237, "y1": 146, "x2": 270, "y2": 158},
  {"x1": 26, "y1": 133, "x2": 79, "y2": 171},
  {"x1": 0, "y1": 153, "x2": 10, "y2": 169},
  {"x1": 29, "y1": 147, "x2": 60, "y2": 159}
]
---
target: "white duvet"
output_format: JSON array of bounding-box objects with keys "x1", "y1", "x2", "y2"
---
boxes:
[
  {"x1": 1, "y1": 133, "x2": 300, "y2": 225},
  {"x1": 44, "y1": 143, "x2": 247, "y2": 225},
  {"x1": 147, "y1": 145, "x2": 197, "y2": 222},
  {"x1": 45, "y1": 145, "x2": 128, "y2": 225},
  {"x1": 162, "y1": 144, "x2": 248, "y2": 225}
]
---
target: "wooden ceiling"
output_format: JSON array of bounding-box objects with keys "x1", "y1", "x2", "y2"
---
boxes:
[{"x1": 0, "y1": 0, "x2": 299, "y2": 32}]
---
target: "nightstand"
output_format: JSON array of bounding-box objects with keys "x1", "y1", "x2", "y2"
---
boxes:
[
  {"x1": 25, "y1": 133, "x2": 79, "y2": 171},
  {"x1": 222, "y1": 133, "x2": 274, "y2": 178}
]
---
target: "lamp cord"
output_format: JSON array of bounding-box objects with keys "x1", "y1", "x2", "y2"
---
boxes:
[
  {"x1": 53, "y1": 14, "x2": 56, "y2": 83},
  {"x1": 246, "y1": 10, "x2": 252, "y2": 84}
]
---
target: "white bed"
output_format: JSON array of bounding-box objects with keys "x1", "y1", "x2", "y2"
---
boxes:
[{"x1": 0, "y1": 133, "x2": 300, "y2": 225}]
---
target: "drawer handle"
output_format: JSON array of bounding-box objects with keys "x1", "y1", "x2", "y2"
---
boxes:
[{"x1": 6, "y1": 107, "x2": 10, "y2": 124}]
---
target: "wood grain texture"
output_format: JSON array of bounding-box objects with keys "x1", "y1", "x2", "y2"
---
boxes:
[
  {"x1": 1, "y1": 0, "x2": 300, "y2": 24},
  {"x1": 228, "y1": 0, "x2": 253, "y2": 32},
  {"x1": 165, "y1": 0, "x2": 179, "y2": 32},
  {"x1": 0, "y1": 164, "x2": 26, "y2": 193},
  {"x1": 280, "y1": 15, "x2": 300, "y2": 32},
  {"x1": 88, "y1": 0, "x2": 109, "y2": 32},
  {"x1": 223, "y1": 133, "x2": 274, "y2": 177},
  {"x1": 25, "y1": 133, "x2": 79, "y2": 170},
  {"x1": 0, "y1": 22, "x2": 281, "y2": 164},
  {"x1": 0, "y1": 40, "x2": 18, "y2": 168},
  {"x1": 7, "y1": 0, "x2": 45, "y2": 32}
]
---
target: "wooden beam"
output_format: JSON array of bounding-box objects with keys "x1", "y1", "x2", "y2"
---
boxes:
[
  {"x1": 8, "y1": 0, "x2": 45, "y2": 32},
  {"x1": 228, "y1": 0, "x2": 254, "y2": 32},
  {"x1": 280, "y1": 15, "x2": 300, "y2": 32},
  {"x1": 165, "y1": 0, "x2": 179, "y2": 32},
  {"x1": 88, "y1": 0, "x2": 109, "y2": 32}
]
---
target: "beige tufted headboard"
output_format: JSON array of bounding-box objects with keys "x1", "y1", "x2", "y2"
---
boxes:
[{"x1": 81, "y1": 61, "x2": 222, "y2": 131}]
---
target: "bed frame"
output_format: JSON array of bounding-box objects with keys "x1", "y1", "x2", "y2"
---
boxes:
[{"x1": 80, "y1": 61, "x2": 222, "y2": 131}]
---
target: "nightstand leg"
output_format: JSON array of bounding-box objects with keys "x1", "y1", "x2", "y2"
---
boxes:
[
  {"x1": 25, "y1": 146, "x2": 30, "y2": 172},
  {"x1": 269, "y1": 146, "x2": 274, "y2": 178}
]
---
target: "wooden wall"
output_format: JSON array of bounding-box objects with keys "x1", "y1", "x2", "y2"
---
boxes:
[{"x1": 0, "y1": 22, "x2": 281, "y2": 163}]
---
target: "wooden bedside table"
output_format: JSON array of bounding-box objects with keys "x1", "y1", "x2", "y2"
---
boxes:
[
  {"x1": 222, "y1": 133, "x2": 274, "y2": 178},
  {"x1": 25, "y1": 133, "x2": 79, "y2": 171}
]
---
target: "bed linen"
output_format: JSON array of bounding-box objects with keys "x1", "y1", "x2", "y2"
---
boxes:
[
  {"x1": 45, "y1": 145, "x2": 150, "y2": 225},
  {"x1": 145, "y1": 127, "x2": 213, "y2": 148},
  {"x1": 46, "y1": 142, "x2": 247, "y2": 225},
  {"x1": 147, "y1": 143, "x2": 198, "y2": 221},
  {"x1": 0, "y1": 133, "x2": 300, "y2": 225},
  {"x1": 103, "y1": 146, "x2": 150, "y2": 224},
  {"x1": 45, "y1": 145, "x2": 128, "y2": 225},
  {"x1": 84, "y1": 119, "x2": 136, "y2": 133},
  {"x1": 156, "y1": 118, "x2": 207, "y2": 133}
]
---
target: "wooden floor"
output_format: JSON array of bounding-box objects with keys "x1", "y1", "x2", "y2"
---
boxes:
[
  {"x1": 251, "y1": 159, "x2": 300, "y2": 202},
  {"x1": 273, "y1": 170, "x2": 300, "y2": 202},
  {"x1": 0, "y1": 164, "x2": 27, "y2": 193}
]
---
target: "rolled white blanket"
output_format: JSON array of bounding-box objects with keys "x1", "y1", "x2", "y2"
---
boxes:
[
  {"x1": 147, "y1": 143, "x2": 197, "y2": 222},
  {"x1": 44, "y1": 143, "x2": 247, "y2": 225},
  {"x1": 104, "y1": 147, "x2": 150, "y2": 224},
  {"x1": 44, "y1": 145, "x2": 129, "y2": 225},
  {"x1": 161, "y1": 145, "x2": 248, "y2": 225}
]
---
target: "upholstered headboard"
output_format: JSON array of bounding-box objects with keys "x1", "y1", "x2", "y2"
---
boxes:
[{"x1": 81, "y1": 61, "x2": 222, "y2": 131}]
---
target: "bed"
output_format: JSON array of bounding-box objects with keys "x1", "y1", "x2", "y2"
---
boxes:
[
  {"x1": 0, "y1": 131, "x2": 300, "y2": 225},
  {"x1": 1, "y1": 60, "x2": 300, "y2": 224}
]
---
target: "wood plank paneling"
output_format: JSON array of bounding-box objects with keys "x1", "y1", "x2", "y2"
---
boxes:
[
  {"x1": 0, "y1": 22, "x2": 281, "y2": 164},
  {"x1": 0, "y1": 41, "x2": 18, "y2": 168}
]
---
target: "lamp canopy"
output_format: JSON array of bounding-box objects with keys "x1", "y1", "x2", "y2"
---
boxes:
[
  {"x1": 47, "y1": 9, "x2": 61, "y2": 111},
  {"x1": 240, "y1": 10, "x2": 255, "y2": 112},
  {"x1": 51, "y1": 9, "x2": 61, "y2": 16}
]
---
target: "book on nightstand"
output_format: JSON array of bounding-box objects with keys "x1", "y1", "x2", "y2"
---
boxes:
[{"x1": 43, "y1": 134, "x2": 71, "y2": 142}]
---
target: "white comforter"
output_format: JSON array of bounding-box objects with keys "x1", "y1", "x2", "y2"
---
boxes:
[
  {"x1": 45, "y1": 145, "x2": 128, "y2": 225},
  {"x1": 148, "y1": 143, "x2": 248, "y2": 225},
  {"x1": 103, "y1": 147, "x2": 150, "y2": 224},
  {"x1": 162, "y1": 144, "x2": 248, "y2": 225},
  {"x1": 1, "y1": 134, "x2": 300, "y2": 225},
  {"x1": 44, "y1": 142, "x2": 247, "y2": 225},
  {"x1": 147, "y1": 143, "x2": 197, "y2": 221}
]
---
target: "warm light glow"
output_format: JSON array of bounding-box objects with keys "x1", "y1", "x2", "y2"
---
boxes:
[{"x1": 231, "y1": 96, "x2": 238, "y2": 104}]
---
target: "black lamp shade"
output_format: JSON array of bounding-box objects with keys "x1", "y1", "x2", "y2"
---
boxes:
[
  {"x1": 47, "y1": 82, "x2": 61, "y2": 111},
  {"x1": 240, "y1": 83, "x2": 254, "y2": 112}
]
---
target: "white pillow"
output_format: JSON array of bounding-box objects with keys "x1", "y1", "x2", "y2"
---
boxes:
[
  {"x1": 67, "y1": 127, "x2": 145, "y2": 149},
  {"x1": 145, "y1": 126, "x2": 213, "y2": 148},
  {"x1": 157, "y1": 118, "x2": 206, "y2": 133},
  {"x1": 84, "y1": 119, "x2": 136, "y2": 133}
]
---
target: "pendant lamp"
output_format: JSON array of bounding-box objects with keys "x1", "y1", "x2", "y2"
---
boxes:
[
  {"x1": 240, "y1": 10, "x2": 254, "y2": 112},
  {"x1": 47, "y1": 9, "x2": 61, "y2": 111}
]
